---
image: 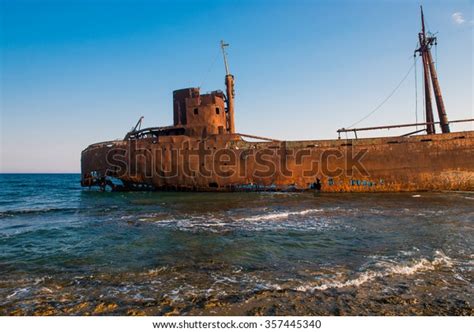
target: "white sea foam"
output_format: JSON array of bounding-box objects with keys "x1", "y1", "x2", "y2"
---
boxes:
[
  {"x1": 295, "y1": 250, "x2": 453, "y2": 292},
  {"x1": 6, "y1": 287, "x2": 32, "y2": 299},
  {"x1": 146, "y1": 266, "x2": 169, "y2": 275},
  {"x1": 140, "y1": 208, "x2": 332, "y2": 232},
  {"x1": 239, "y1": 209, "x2": 323, "y2": 222}
]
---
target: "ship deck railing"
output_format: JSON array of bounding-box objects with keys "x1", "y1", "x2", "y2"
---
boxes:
[{"x1": 337, "y1": 118, "x2": 474, "y2": 139}]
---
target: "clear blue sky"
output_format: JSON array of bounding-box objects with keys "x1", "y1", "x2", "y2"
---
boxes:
[{"x1": 1, "y1": 0, "x2": 472, "y2": 173}]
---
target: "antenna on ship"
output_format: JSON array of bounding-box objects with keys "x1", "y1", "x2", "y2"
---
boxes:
[
  {"x1": 414, "y1": 6, "x2": 450, "y2": 134},
  {"x1": 221, "y1": 40, "x2": 236, "y2": 134}
]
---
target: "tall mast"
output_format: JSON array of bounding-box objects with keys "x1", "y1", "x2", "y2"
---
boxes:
[
  {"x1": 421, "y1": 50, "x2": 436, "y2": 134},
  {"x1": 221, "y1": 40, "x2": 230, "y2": 76},
  {"x1": 415, "y1": 6, "x2": 450, "y2": 134},
  {"x1": 421, "y1": 5, "x2": 426, "y2": 37},
  {"x1": 221, "y1": 40, "x2": 235, "y2": 134},
  {"x1": 425, "y1": 44, "x2": 450, "y2": 133}
]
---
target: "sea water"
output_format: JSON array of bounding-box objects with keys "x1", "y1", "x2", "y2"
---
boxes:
[{"x1": 0, "y1": 174, "x2": 472, "y2": 315}]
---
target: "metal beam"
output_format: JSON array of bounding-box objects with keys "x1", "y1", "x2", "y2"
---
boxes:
[{"x1": 337, "y1": 118, "x2": 473, "y2": 136}]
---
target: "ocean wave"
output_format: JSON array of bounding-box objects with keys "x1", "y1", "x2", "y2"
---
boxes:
[
  {"x1": 0, "y1": 251, "x2": 457, "y2": 310},
  {"x1": 131, "y1": 208, "x2": 324, "y2": 223},
  {"x1": 294, "y1": 250, "x2": 453, "y2": 292},
  {"x1": 5, "y1": 287, "x2": 33, "y2": 300},
  {"x1": 0, "y1": 207, "x2": 78, "y2": 218},
  {"x1": 129, "y1": 207, "x2": 336, "y2": 233},
  {"x1": 163, "y1": 217, "x2": 337, "y2": 233},
  {"x1": 237, "y1": 209, "x2": 323, "y2": 222}
]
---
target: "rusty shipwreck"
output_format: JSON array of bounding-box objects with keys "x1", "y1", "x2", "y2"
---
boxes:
[{"x1": 81, "y1": 8, "x2": 474, "y2": 192}]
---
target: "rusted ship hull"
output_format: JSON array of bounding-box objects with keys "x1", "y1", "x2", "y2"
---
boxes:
[{"x1": 81, "y1": 131, "x2": 474, "y2": 192}]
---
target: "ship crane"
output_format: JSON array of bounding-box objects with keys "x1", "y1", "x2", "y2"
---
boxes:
[
  {"x1": 130, "y1": 116, "x2": 144, "y2": 133},
  {"x1": 414, "y1": 5, "x2": 450, "y2": 134}
]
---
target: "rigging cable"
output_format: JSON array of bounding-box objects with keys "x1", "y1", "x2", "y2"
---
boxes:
[
  {"x1": 198, "y1": 50, "x2": 221, "y2": 90},
  {"x1": 346, "y1": 61, "x2": 416, "y2": 129}
]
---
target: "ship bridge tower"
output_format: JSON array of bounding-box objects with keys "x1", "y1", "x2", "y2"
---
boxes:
[
  {"x1": 170, "y1": 41, "x2": 237, "y2": 138},
  {"x1": 415, "y1": 6, "x2": 450, "y2": 134},
  {"x1": 172, "y1": 87, "x2": 228, "y2": 137}
]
